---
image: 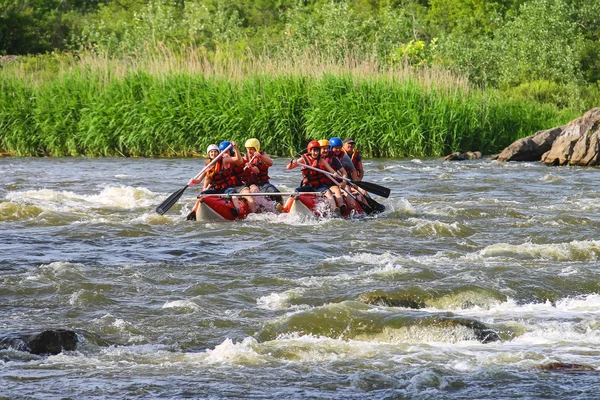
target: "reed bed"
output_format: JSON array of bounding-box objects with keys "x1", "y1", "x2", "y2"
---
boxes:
[{"x1": 0, "y1": 49, "x2": 574, "y2": 157}]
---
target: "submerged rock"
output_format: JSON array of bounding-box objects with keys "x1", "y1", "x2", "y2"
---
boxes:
[
  {"x1": 360, "y1": 294, "x2": 426, "y2": 309},
  {"x1": 0, "y1": 329, "x2": 112, "y2": 356},
  {"x1": 443, "y1": 151, "x2": 482, "y2": 161},
  {"x1": 28, "y1": 330, "x2": 78, "y2": 355},
  {"x1": 538, "y1": 362, "x2": 597, "y2": 373}
]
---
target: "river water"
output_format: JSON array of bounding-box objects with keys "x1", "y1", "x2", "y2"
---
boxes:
[{"x1": 1, "y1": 156, "x2": 600, "y2": 399}]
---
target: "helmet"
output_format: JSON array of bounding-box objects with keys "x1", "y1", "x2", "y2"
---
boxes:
[
  {"x1": 307, "y1": 140, "x2": 321, "y2": 153},
  {"x1": 329, "y1": 137, "x2": 343, "y2": 148},
  {"x1": 219, "y1": 141, "x2": 234, "y2": 155},
  {"x1": 244, "y1": 138, "x2": 260, "y2": 152},
  {"x1": 318, "y1": 140, "x2": 330, "y2": 147},
  {"x1": 207, "y1": 144, "x2": 219, "y2": 153}
]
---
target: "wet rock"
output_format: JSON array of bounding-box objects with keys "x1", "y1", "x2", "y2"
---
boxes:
[
  {"x1": 0, "y1": 329, "x2": 112, "y2": 356},
  {"x1": 360, "y1": 294, "x2": 426, "y2": 309},
  {"x1": 538, "y1": 362, "x2": 597, "y2": 372},
  {"x1": 495, "y1": 126, "x2": 564, "y2": 162},
  {"x1": 541, "y1": 108, "x2": 600, "y2": 166},
  {"x1": 28, "y1": 330, "x2": 79, "y2": 355},
  {"x1": 443, "y1": 151, "x2": 483, "y2": 161},
  {"x1": 430, "y1": 317, "x2": 500, "y2": 344}
]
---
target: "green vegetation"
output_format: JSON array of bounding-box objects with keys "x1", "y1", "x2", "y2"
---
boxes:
[{"x1": 1, "y1": 0, "x2": 597, "y2": 157}]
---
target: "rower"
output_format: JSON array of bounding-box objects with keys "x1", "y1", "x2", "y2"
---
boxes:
[
  {"x1": 342, "y1": 137, "x2": 364, "y2": 181},
  {"x1": 241, "y1": 138, "x2": 282, "y2": 212},
  {"x1": 319, "y1": 139, "x2": 349, "y2": 214},
  {"x1": 287, "y1": 140, "x2": 341, "y2": 213},
  {"x1": 201, "y1": 141, "x2": 246, "y2": 216}
]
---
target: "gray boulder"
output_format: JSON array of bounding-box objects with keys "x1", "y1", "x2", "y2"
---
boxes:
[
  {"x1": 541, "y1": 108, "x2": 600, "y2": 165},
  {"x1": 495, "y1": 126, "x2": 564, "y2": 162}
]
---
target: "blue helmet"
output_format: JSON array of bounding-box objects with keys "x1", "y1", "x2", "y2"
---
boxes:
[
  {"x1": 329, "y1": 137, "x2": 343, "y2": 149},
  {"x1": 219, "y1": 141, "x2": 234, "y2": 155}
]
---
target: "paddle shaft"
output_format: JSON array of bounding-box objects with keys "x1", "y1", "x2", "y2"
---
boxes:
[
  {"x1": 297, "y1": 161, "x2": 390, "y2": 198},
  {"x1": 193, "y1": 144, "x2": 233, "y2": 181},
  {"x1": 199, "y1": 192, "x2": 323, "y2": 197}
]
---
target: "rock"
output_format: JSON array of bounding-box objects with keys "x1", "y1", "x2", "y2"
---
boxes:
[
  {"x1": 538, "y1": 362, "x2": 597, "y2": 372},
  {"x1": 0, "y1": 329, "x2": 112, "y2": 356},
  {"x1": 496, "y1": 126, "x2": 564, "y2": 162},
  {"x1": 443, "y1": 151, "x2": 482, "y2": 161},
  {"x1": 541, "y1": 108, "x2": 600, "y2": 165},
  {"x1": 360, "y1": 294, "x2": 426, "y2": 309},
  {"x1": 427, "y1": 317, "x2": 500, "y2": 343},
  {"x1": 28, "y1": 330, "x2": 79, "y2": 355}
]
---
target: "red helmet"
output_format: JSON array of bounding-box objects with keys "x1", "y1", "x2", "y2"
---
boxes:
[{"x1": 307, "y1": 140, "x2": 321, "y2": 152}]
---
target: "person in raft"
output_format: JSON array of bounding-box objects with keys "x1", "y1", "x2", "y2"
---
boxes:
[
  {"x1": 286, "y1": 140, "x2": 342, "y2": 213},
  {"x1": 189, "y1": 141, "x2": 246, "y2": 216},
  {"x1": 318, "y1": 139, "x2": 350, "y2": 214},
  {"x1": 342, "y1": 137, "x2": 364, "y2": 181},
  {"x1": 240, "y1": 138, "x2": 282, "y2": 212}
]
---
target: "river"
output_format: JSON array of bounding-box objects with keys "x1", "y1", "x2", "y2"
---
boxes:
[{"x1": 1, "y1": 156, "x2": 600, "y2": 399}]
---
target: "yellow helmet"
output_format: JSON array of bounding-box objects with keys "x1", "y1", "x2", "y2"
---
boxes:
[
  {"x1": 318, "y1": 139, "x2": 330, "y2": 147},
  {"x1": 244, "y1": 138, "x2": 260, "y2": 152}
]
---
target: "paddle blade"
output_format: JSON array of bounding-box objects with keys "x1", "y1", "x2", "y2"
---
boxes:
[
  {"x1": 156, "y1": 186, "x2": 188, "y2": 215},
  {"x1": 365, "y1": 196, "x2": 386, "y2": 213},
  {"x1": 353, "y1": 180, "x2": 391, "y2": 198}
]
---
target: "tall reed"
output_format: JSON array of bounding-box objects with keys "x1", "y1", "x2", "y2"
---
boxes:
[{"x1": 0, "y1": 48, "x2": 575, "y2": 157}]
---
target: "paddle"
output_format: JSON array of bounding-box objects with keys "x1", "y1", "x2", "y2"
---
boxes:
[
  {"x1": 296, "y1": 162, "x2": 391, "y2": 198},
  {"x1": 155, "y1": 144, "x2": 232, "y2": 215},
  {"x1": 199, "y1": 192, "x2": 323, "y2": 197},
  {"x1": 322, "y1": 173, "x2": 374, "y2": 215}
]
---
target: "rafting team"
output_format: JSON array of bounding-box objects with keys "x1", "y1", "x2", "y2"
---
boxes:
[{"x1": 187, "y1": 137, "x2": 367, "y2": 216}]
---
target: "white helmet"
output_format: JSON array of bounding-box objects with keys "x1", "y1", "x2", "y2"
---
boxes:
[{"x1": 207, "y1": 144, "x2": 219, "y2": 153}]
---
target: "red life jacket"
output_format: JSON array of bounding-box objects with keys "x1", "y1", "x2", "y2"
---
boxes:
[
  {"x1": 344, "y1": 148, "x2": 360, "y2": 166},
  {"x1": 210, "y1": 159, "x2": 243, "y2": 190},
  {"x1": 301, "y1": 155, "x2": 331, "y2": 187},
  {"x1": 244, "y1": 152, "x2": 270, "y2": 185}
]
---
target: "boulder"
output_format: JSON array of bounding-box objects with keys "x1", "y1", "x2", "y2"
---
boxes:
[
  {"x1": 28, "y1": 330, "x2": 78, "y2": 355},
  {"x1": 538, "y1": 362, "x2": 597, "y2": 372},
  {"x1": 495, "y1": 126, "x2": 564, "y2": 162},
  {"x1": 0, "y1": 329, "x2": 112, "y2": 356},
  {"x1": 443, "y1": 151, "x2": 483, "y2": 161},
  {"x1": 541, "y1": 108, "x2": 600, "y2": 165}
]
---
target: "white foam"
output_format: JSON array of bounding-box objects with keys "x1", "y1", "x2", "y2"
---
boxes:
[
  {"x1": 478, "y1": 239, "x2": 600, "y2": 261},
  {"x1": 203, "y1": 337, "x2": 266, "y2": 365},
  {"x1": 162, "y1": 300, "x2": 200, "y2": 312},
  {"x1": 257, "y1": 288, "x2": 308, "y2": 310}
]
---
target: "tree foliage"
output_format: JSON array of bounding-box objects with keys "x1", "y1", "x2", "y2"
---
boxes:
[{"x1": 1, "y1": 0, "x2": 599, "y2": 110}]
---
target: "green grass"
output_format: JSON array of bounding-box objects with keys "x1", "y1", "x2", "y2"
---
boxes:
[{"x1": 0, "y1": 51, "x2": 576, "y2": 157}]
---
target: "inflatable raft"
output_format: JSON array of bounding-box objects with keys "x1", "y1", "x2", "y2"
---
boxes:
[{"x1": 189, "y1": 192, "x2": 366, "y2": 221}]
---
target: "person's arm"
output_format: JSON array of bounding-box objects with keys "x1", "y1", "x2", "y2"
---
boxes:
[
  {"x1": 356, "y1": 160, "x2": 364, "y2": 181},
  {"x1": 287, "y1": 157, "x2": 303, "y2": 170},
  {"x1": 227, "y1": 142, "x2": 244, "y2": 165},
  {"x1": 259, "y1": 152, "x2": 273, "y2": 167},
  {"x1": 189, "y1": 170, "x2": 208, "y2": 186}
]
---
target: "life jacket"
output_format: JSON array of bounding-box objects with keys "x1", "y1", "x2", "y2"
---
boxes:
[
  {"x1": 244, "y1": 152, "x2": 270, "y2": 185},
  {"x1": 325, "y1": 152, "x2": 346, "y2": 182},
  {"x1": 343, "y1": 148, "x2": 360, "y2": 166},
  {"x1": 209, "y1": 159, "x2": 243, "y2": 190},
  {"x1": 301, "y1": 154, "x2": 331, "y2": 187}
]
